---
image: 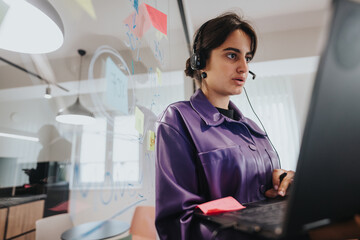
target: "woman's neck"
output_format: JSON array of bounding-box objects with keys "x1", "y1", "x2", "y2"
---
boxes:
[{"x1": 201, "y1": 88, "x2": 230, "y2": 109}]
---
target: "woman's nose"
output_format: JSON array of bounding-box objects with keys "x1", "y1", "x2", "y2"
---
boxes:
[{"x1": 237, "y1": 58, "x2": 248, "y2": 73}]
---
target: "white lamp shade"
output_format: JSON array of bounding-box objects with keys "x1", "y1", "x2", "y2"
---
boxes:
[
  {"x1": 0, "y1": 0, "x2": 64, "y2": 54},
  {"x1": 56, "y1": 97, "x2": 95, "y2": 125}
]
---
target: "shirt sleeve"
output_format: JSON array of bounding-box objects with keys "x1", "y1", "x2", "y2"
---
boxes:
[{"x1": 155, "y1": 121, "x2": 207, "y2": 240}]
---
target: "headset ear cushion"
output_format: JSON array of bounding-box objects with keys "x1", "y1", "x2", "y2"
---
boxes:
[
  {"x1": 197, "y1": 50, "x2": 206, "y2": 69},
  {"x1": 190, "y1": 51, "x2": 206, "y2": 70},
  {"x1": 190, "y1": 53, "x2": 199, "y2": 70}
]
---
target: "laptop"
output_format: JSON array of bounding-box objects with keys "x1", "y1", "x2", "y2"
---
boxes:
[{"x1": 194, "y1": 0, "x2": 360, "y2": 238}]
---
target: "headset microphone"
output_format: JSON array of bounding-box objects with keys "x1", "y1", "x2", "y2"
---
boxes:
[{"x1": 249, "y1": 70, "x2": 256, "y2": 80}]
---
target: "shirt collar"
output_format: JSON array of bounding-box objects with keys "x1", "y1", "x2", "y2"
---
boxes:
[{"x1": 190, "y1": 89, "x2": 266, "y2": 136}]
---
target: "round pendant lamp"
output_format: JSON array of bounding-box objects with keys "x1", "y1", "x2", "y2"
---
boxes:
[
  {"x1": 56, "y1": 49, "x2": 95, "y2": 125},
  {"x1": 0, "y1": 0, "x2": 64, "y2": 54}
]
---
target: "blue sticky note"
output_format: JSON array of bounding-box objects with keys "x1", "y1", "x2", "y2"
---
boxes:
[
  {"x1": 105, "y1": 57, "x2": 128, "y2": 114},
  {"x1": 133, "y1": 0, "x2": 139, "y2": 13}
]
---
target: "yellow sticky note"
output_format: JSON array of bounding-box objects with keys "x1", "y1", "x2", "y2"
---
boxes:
[
  {"x1": 135, "y1": 106, "x2": 144, "y2": 135},
  {"x1": 156, "y1": 31, "x2": 167, "y2": 41},
  {"x1": 147, "y1": 130, "x2": 155, "y2": 151},
  {"x1": 156, "y1": 67, "x2": 162, "y2": 86},
  {"x1": 75, "y1": 0, "x2": 97, "y2": 19},
  {"x1": 0, "y1": 0, "x2": 9, "y2": 26}
]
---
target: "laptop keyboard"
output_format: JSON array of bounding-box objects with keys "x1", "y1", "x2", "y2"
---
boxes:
[{"x1": 221, "y1": 200, "x2": 287, "y2": 234}]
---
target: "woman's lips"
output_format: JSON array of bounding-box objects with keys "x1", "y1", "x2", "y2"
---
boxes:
[{"x1": 232, "y1": 78, "x2": 245, "y2": 85}]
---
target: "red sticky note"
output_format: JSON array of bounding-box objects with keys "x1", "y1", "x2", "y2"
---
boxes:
[
  {"x1": 144, "y1": 3, "x2": 167, "y2": 35},
  {"x1": 197, "y1": 196, "x2": 245, "y2": 215}
]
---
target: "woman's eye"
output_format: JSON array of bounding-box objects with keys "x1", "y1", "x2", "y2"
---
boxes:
[
  {"x1": 245, "y1": 57, "x2": 252, "y2": 63},
  {"x1": 227, "y1": 53, "x2": 236, "y2": 59}
]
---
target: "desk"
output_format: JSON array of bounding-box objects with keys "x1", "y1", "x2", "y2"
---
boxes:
[{"x1": 61, "y1": 219, "x2": 130, "y2": 240}]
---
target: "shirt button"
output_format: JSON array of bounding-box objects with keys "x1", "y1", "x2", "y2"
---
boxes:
[
  {"x1": 249, "y1": 144, "x2": 257, "y2": 151},
  {"x1": 260, "y1": 185, "x2": 266, "y2": 194}
]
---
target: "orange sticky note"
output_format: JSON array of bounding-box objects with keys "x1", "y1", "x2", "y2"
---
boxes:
[{"x1": 197, "y1": 196, "x2": 245, "y2": 215}]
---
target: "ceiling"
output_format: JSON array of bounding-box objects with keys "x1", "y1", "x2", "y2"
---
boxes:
[
  {"x1": 0, "y1": 0, "x2": 332, "y2": 90},
  {"x1": 186, "y1": 0, "x2": 331, "y2": 27}
]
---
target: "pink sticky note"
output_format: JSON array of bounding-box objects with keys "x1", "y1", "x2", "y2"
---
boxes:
[
  {"x1": 197, "y1": 196, "x2": 245, "y2": 215},
  {"x1": 123, "y1": 3, "x2": 167, "y2": 39},
  {"x1": 123, "y1": 3, "x2": 151, "y2": 38},
  {"x1": 144, "y1": 4, "x2": 167, "y2": 35}
]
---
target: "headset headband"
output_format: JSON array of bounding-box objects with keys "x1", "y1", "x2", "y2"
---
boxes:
[{"x1": 193, "y1": 21, "x2": 210, "y2": 54}]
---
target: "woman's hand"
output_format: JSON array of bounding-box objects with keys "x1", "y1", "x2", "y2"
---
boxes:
[{"x1": 265, "y1": 169, "x2": 295, "y2": 198}]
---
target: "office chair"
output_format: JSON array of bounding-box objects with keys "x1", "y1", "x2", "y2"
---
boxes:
[
  {"x1": 36, "y1": 213, "x2": 73, "y2": 240},
  {"x1": 128, "y1": 205, "x2": 156, "y2": 240}
]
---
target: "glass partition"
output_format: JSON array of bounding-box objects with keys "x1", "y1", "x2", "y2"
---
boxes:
[{"x1": 0, "y1": 0, "x2": 189, "y2": 226}]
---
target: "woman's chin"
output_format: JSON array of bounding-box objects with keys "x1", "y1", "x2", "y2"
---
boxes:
[{"x1": 231, "y1": 88, "x2": 244, "y2": 95}]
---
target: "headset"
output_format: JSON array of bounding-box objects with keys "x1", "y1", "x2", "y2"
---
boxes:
[
  {"x1": 189, "y1": 21, "x2": 256, "y2": 80},
  {"x1": 190, "y1": 21, "x2": 209, "y2": 71}
]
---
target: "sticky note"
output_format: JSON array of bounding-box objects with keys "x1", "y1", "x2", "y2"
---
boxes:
[
  {"x1": 197, "y1": 196, "x2": 245, "y2": 215},
  {"x1": 123, "y1": 3, "x2": 167, "y2": 39},
  {"x1": 75, "y1": 0, "x2": 97, "y2": 19},
  {"x1": 156, "y1": 67, "x2": 162, "y2": 86},
  {"x1": 135, "y1": 106, "x2": 144, "y2": 135},
  {"x1": 0, "y1": 0, "x2": 9, "y2": 26},
  {"x1": 105, "y1": 57, "x2": 128, "y2": 114},
  {"x1": 133, "y1": 0, "x2": 139, "y2": 13},
  {"x1": 156, "y1": 31, "x2": 167, "y2": 41},
  {"x1": 123, "y1": 3, "x2": 151, "y2": 39},
  {"x1": 144, "y1": 4, "x2": 167, "y2": 36},
  {"x1": 147, "y1": 130, "x2": 155, "y2": 151}
]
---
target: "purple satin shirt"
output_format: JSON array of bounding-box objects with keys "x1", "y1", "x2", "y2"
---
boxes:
[{"x1": 155, "y1": 89, "x2": 280, "y2": 239}]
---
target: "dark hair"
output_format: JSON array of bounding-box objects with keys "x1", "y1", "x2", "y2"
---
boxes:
[{"x1": 185, "y1": 13, "x2": 258, "y2": 84}]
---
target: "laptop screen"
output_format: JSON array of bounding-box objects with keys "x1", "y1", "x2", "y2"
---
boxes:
[{"x1": 284, "y1": 0, "x2": 360, "y2": 235}]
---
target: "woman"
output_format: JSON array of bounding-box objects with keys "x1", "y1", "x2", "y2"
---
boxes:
[{"x1": 155, "y1": 13, "x2": 294, "y2": 239}]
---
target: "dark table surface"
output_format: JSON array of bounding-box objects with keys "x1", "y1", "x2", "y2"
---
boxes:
[{"x1": 0, "y1": 194, "x2": 46, "y2": 208}]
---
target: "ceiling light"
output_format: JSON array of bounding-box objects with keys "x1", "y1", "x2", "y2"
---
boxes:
[
  {"x1": 44, "y1": 85, "x2": 52, "y2": 99},
  {"x1": 56, "y1": 49, "x2": 95, "y2": 125},
  {"x1": 56, "y1": 97, "x2": 95, "y2": 125},
  {"x1": 0, "y1": 132, "x2": 39, "y2": 142},
  {"x1": 0, "y1": 0, "x2": 64, "y2": 54}
]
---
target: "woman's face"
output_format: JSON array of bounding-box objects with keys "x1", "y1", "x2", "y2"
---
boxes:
[{"x1": 202, "y1": 29, "x2": 252, "y2": 103}]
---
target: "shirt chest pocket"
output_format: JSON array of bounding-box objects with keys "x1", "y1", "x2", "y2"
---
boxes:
[{"x1": 197, "y1": 145, "x2": 258, "y2": 198}]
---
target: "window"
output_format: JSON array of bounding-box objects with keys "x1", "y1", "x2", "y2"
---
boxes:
[
  {"x1": 231, "y1": 75, "x2": 300, "y2": 171},
  {"x1": 112, "y1": 115, "x2": 139, "y2": 183},
  {"x1": 77, "y1": 115, "x2": 140, "y2": 187},
  {"x1": 79, "y1": 118, "x2": 107, "y2": 183}
]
